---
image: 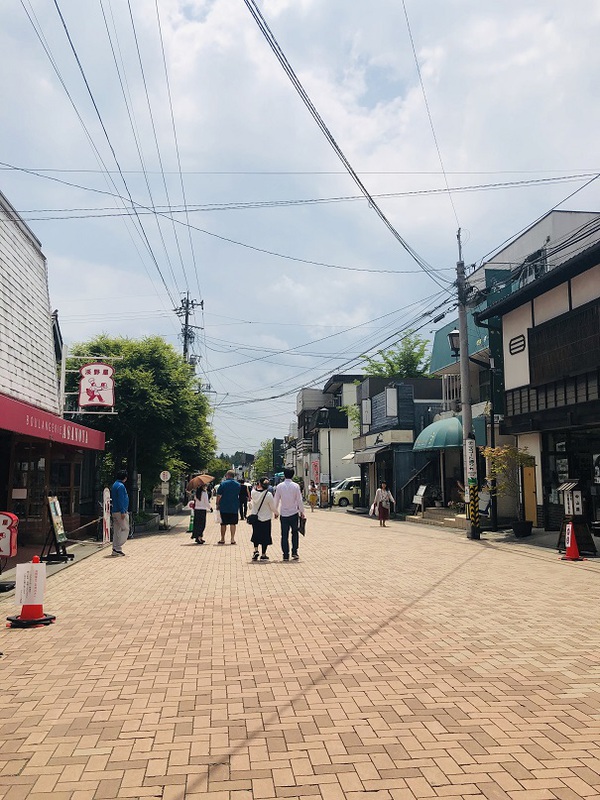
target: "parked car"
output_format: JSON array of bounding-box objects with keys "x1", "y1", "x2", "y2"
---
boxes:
[{"x1": 331, "y1": 477, "x2": 362, "y2": 507}]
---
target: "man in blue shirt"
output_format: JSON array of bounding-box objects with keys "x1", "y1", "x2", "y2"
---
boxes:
[
  {"x1": 110, "y1": 469, "x2": 129, "y2": 556},
  {"x1": 216, "y1": 470, "x2": 241, "y2": 545}
]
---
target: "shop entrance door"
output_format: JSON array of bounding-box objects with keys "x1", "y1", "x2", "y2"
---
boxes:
[{"x1": 522, "y1": 466, "x2": 537, "y2": 526}]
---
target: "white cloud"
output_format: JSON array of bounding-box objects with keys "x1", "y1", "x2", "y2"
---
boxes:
[{"x1": 2, "y1": 0, "x2": 600, "y2": 452}]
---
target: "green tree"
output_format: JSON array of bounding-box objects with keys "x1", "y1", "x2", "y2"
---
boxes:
[
  {"x1": 252, "y1": 439, "x2": 273, "y2": 479},
  {"x1": 68, "y1": 335, "x2": 216, "y2": 499},
  {"x1": 205, "y1": 456, "x2": 232, "y2": 483},
  {"x1": 362, "y1": 331, "x2": 431, "y2": 377}
]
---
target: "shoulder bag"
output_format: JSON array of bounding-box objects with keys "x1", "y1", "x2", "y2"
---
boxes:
[{"x1": 246, "y1": 491, "x2": 268, "y2": 525}]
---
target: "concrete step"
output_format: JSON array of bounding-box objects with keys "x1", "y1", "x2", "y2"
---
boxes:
[{"x1": 405, "y1": 513, "x2": 468, "y2": 530}]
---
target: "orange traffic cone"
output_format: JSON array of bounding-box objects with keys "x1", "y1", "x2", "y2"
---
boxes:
[
  {"x1": 7, "y1": 556, "x2": 56, "y2": 628},
  {"x1": 561, "y1": 522, "x2": 584, "y2": 562}
]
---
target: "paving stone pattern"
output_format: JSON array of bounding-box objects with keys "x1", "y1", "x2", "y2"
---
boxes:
[{"x1": 2, "y1": 512, "x2": 600, "y2": 799}]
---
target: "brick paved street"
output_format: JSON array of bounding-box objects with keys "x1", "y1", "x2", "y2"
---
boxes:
[{"x1": 2, "y1": 511, "x2": 600, "y2": 800}]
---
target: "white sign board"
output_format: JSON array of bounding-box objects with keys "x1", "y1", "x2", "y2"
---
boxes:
[
  {"x1": 564, "y1": 492, "x2": 574, "y2": 516},
  {"x1": 15, "y1": 561, "x2": 46, "y2": 605},
  {"x1": 464, "y1": 438, "x2": 477, "y2": 484},
  {"x1": 102, "y1": 487, "x2": 111, "y2": 545},
  {"x1": 78, "y1": 362, "x2": 115, "y2": 407},
  {"x1": 160, "y1": 470, "x2": 171, "y2": 482},
  {"x1": 573, "y1": 490, "x2": 583, "y2": 516},
  {"x1": 161, "y1": 481, "x2": 170, "y2": 495}
]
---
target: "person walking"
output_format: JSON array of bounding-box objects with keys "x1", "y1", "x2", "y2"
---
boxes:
[
  {"x1": 110, "y1": 469, "x2": 129, "y2": 556},
  {"x1": 239, "y1": 480, "x2": 250, "y2": 520},
  {"x1": 274, "y1": 467, "x2": 305, "y2": 561},
  {"x1": 307, "y1": 480, "x2": 318, "y2": 512},
  {"x1": 216, "y1": 470, "x2": 241, "y2": 544},
  {"x1": 191, "y1": 482, "x2": 211, "y2": 544},
  {"x1": 249, "y1": 478, "x2": 277, "y2": 561},
  {"x1": 374, "y1": 481, "x2": 395, "y2": 527}
]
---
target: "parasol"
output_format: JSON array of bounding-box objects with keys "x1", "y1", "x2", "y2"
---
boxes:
[{"x1": 186, "y1": 474, "x2": 215, "y2": 491}]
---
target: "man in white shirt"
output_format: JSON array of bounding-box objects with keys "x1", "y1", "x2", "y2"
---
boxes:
[{"x1": 274, "y1": 468, "x2": 305, "y2": 561}]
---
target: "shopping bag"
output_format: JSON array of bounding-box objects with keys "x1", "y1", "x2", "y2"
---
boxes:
[
  {"x1": 214, "y1": 509, "x2": 221, "y2": 524},
  {"x1": 369, "y1": 503, "x2": 377, "y2": 517},
  {"x1": 299, "y1": 516, "x2": 306, "y2": 536}
]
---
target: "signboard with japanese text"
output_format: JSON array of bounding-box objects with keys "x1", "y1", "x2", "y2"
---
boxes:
[
  {"x1": 78, "y1": 362, "x2": 115, "y2": 408},
  {"x1": 311, "y1": 460, "x2": 320, "y2": 486},
  {"x1": 464, "y1": 438, "x2": 478, "y2": 486},
  {"x1": 15, "y1": 560, "x2": 46, "y2": 605},
  {"x1": 48, "y1": 496, "x2": 67, "y2": 544}
]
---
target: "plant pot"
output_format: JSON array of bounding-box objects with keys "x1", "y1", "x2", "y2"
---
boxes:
[{"x1": 512, "y1": 520, "x2": 533, "y2": 538}]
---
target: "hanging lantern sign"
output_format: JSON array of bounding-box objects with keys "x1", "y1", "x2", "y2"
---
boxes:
[{"x1": 78, "y1": 363, "x2": 115, "y2": 408}]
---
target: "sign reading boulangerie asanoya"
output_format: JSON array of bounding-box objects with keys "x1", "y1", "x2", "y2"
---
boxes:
[{"x1": 78, "y1": 362, "x2": 115, "y2": 408}]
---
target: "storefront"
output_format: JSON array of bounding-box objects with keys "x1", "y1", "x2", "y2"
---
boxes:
[
  {"x1": 0, "y1": 392, "x2": 105, "y2": 543},
  {"x1": 541, "y1": 429, "x2": 600, "y2": 532}
]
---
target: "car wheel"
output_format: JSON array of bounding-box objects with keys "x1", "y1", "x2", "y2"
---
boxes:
[{"x1": 338, "y1": 498, "x2": 349, "y2": 507}]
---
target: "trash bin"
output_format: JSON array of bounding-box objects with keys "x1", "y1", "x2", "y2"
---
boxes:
[{"x1": 352, "y1": 492, "x2": 360, "y2": 509}]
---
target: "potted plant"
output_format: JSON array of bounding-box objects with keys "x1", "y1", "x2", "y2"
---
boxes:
[{"x1": 481, "y1": 444, "x2": 535, "y2": 537}]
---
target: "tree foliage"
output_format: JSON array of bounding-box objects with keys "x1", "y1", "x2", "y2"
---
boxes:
[
  {"x1": 362, "y1": 331, "x2": 431, "y2": 377},
  {"x1": 205, "y1": 457, "x2": 232, "y2": 484},
  {"x1": 252, "y1": 439, "x2": 273, "y2": 479},
  {"x1": 68, "y1": 335, "x2": 216, "y2": 497},
  {"x1": 481, "y1": 444, "x2": 535, "y2": 521}
]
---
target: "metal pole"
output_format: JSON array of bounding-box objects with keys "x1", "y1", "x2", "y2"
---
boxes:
[
  {"x1": 489, "y1": 358, "x2": 498, "y2": 531},
  {"x1": 456, "y1": 233, "x2": 480, "y2": 539},
  {"x1": 327, "y1": 425, "x2": 332, "y2": 509}
]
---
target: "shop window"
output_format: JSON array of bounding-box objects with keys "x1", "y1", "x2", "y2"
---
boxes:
[
  {"x1": 12, "y1": 443, "x2": 47, "y2": 520},
  {"x1": 589, "y1": 373, "x2": 599, "y2": 401},
  {"x1": 577, "y1": 374, "x2": 588, "y2": 403},
  {"x1": 529, "y1": 388, "x2": 538, "y2": 412},
  {"x1": 565, "y1": 379, "x2": 576, "y2": 406}
]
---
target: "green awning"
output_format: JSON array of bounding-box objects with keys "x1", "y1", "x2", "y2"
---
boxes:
[{"x1": 413, "y1": 416, "x2": 486, "y2": 451}]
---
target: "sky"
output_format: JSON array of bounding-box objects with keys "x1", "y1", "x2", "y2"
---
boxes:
[{"x1": 2, "y1": 0, "x2": 600, "y2": 457}]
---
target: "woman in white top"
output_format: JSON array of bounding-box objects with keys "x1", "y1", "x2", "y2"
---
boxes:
[
  {"x1": 192, "y1": 483, "x2": 211, "y2": 543},
  {"x1": 250, "y1": 478, "x2": 277, "y2": 561},
  {"x1": 374, "y1": 482, "x2": 395, "y2": 527}
]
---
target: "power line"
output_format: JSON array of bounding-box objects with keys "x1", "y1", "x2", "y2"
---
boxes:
[
  {"x1": 401, "y1": 0, "x2": 459, "y2": 228},
  {"x1": 51, "y1": 0, "x2": 178, "y2": 306},
  {"x1": 242, "y1": 0, "x2": 450, "y2": 291}
]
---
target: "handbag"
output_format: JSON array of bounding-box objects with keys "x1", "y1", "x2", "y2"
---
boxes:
[
  {"x1": 299, "y1": 516, "x2": 306, "y2": 536},
  {"x1": 246, "y1": 490, "x2": 268, "y2": 525}
]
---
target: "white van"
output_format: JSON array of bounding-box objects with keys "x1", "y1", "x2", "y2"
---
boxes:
[{"x1": 331, "y1": 477, "x2": 362, "y2": 507}]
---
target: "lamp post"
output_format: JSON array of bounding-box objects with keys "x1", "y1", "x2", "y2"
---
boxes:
[{"x1": 318, "y1": 407, "x2": 333, "y2": 509}]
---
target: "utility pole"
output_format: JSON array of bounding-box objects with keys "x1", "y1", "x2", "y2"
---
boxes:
[
  {"x1": 175, "y1": 292, "x2": 202, "y2": 363},
  {"x1": 456, "y1": 229, "x2": 480, "y2": 540}
]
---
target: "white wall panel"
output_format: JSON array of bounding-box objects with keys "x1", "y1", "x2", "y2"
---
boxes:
[
  {"x1": 533, "y1": 283, "x2": 569, "y2": 325},
  {"x1": 572, "y1": 262, "x2": 600, "y2": 308},
  {"x1": 0, "y1": 208, "x2": 60, "y2": 414},
  {"x1": 503, "y1": 304, "x2": 532, "y2": 391}
]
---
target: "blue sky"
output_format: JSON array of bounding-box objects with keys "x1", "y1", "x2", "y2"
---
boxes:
[{"x1": 2, "y1": 0, "x2": 600, "y2": 456}]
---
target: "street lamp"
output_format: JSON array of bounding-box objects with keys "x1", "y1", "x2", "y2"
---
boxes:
[
  {"x1": 318, "y1": 407, "x2": 333, "y2": 509},
  {"x1": 448, "y1": 328, "x2": 460, "y2": 358}
]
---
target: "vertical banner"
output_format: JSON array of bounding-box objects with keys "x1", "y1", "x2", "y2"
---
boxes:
[
  {"x1": 102, "y1": 487, "x2": 111, "y2": 545},
  {"x1": 15, "y1": 561, "x2": 46, "y2": 605}
]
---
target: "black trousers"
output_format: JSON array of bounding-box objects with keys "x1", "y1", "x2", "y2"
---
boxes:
[
  {"x1": 280, "y1": 513, "x2": 299, "y2": 558},
  {"x1": 239, "y1": 497, "x2": 248, "y2": 519},
  {"x1": 193, "y1": 509, "x2": 207, "y2": 538}
]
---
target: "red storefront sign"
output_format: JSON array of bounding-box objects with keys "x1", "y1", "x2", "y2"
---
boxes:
[{"x1": 0, "y1": 393, "x2": 105, "y2": 451}]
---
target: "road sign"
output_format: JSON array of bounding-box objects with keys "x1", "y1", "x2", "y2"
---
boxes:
[
  {"x1": 161, "y1": 482, "x2": 170, "y2": 496},
  {"x1": 160, "y1": 470, "x2": 171, "y2": 482}
]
